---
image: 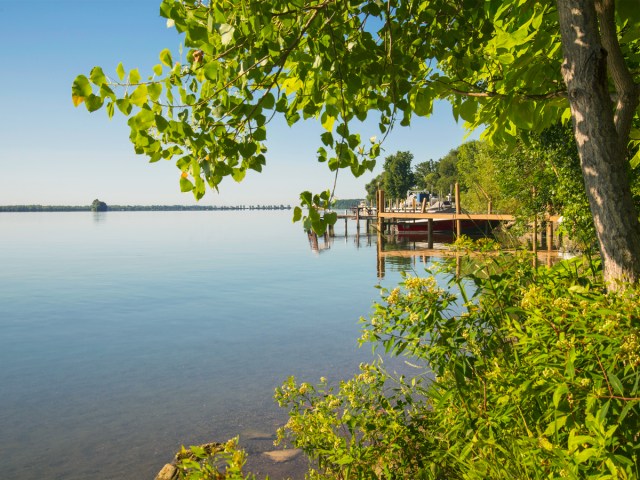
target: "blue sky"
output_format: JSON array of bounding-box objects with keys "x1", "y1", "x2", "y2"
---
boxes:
[{"x1": 0, "y1": 0, "x2": 478, "y2": 206}]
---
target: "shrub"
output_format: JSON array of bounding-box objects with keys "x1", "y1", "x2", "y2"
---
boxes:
[{"x1": 276, "y1": 252, "x2": 640, "y2": 479}]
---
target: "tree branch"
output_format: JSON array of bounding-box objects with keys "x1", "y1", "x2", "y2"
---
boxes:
[
  {"x1": 595, "y1": 0, "x2": 640, "y2": 149},
  {"x1": 436, "y1": 79, "x2": 566, "y2": 101}
]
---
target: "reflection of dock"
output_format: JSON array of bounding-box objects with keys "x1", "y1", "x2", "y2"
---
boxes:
[{"x1": 375, "y1": 246, "x2": 566, "y2": 279}]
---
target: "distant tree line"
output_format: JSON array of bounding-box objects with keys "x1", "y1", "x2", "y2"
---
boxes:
[
  {"x1": 332, "y1": 199, "x2": 364, "y2": 209},
  {"x1": 0, "y1": 204, "x2": 292, "y2": 212}
]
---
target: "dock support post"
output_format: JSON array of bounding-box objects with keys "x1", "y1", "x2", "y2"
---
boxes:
[
  {"x1": 377, "y1": 189, "x2": 386, "y2": 234},
  {"x1": 376, "y1": 190, "x2": 385, "y2": 279},
  {"x1": 455, "y1": 182, "x2": 461, "y2": 238},
  {"x1": 356, "y1": 207, "x2": 360, "y2": 233},
  {"x1": 428, "y1": 219, "x2": 433, "y2": 249},
  {"x1": 420, "y1": 198, "x2": 427, "y2": 213}
]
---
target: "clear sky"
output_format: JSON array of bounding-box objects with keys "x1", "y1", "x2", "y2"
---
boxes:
[{"x1": 0, "y1": 0, "x2": 478, "y2": 206}]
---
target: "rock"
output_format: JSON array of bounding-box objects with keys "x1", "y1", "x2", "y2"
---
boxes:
[
  {"x1": 242, "y1": 430, "x2": 276, "y2": 440},
  {"x1": 262, "y1": 449, "x2": 302, "y2": 463},
  {"x1": 155, "y1": 463, "x2": 178, "y2": 480}
]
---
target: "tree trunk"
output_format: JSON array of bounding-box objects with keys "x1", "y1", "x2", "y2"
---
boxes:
[{"x1": 557, "y1": 0, "x2": 640, "y2": 289}]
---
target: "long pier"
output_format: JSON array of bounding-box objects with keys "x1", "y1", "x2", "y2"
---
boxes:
[{"x1": 333, "y1": 188, "x2": 563, "y2": 274}]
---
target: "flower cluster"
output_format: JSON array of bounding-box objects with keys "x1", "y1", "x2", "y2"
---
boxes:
[{"x1": 620, "y1": 332, "x2": 640, "y2": 367}]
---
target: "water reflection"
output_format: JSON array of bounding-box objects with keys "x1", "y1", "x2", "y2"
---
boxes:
[
  {"x1": 92, "y1": 211, "x2": 107, "y2": 223},
  {"x1": 316, "y1": 219, "x2": 568, "y2": 279}
]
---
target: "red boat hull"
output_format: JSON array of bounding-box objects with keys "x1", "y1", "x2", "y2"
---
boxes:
[{"x1": 396, "y1": 219, "x2": 499, "y2": 233}]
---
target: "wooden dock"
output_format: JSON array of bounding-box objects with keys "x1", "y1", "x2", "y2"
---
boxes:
[
  {"x1": 330, "y1": 187, "x2": 565, "y2": 278},
  {"x1": 335, "y1": 188, "x2": 560, "y2": 252}
]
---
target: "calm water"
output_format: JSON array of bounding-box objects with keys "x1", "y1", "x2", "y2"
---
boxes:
[{"x1": 0, "y1": 211, "x2": 441, "y2": 479}]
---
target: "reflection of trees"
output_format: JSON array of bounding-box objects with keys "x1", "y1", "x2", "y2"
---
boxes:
[{"x1": 384, "y1": 256, "x2": 413, "y2": 270}]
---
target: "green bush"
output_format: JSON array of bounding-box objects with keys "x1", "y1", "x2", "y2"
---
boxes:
[
  {"x1": 276, "y1": 252, "x2": 640, "y2": 479},
  {"x1": 174, "y1": 438, "x2": 256, "y2": 480}
]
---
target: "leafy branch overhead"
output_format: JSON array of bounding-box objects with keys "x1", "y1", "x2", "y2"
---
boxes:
[
  {"x1": 72, "y1": 0, "x2": 640, "y2": 284},
  {"x1": 71, "y1": 2, "x2": 572, "y2": 206}
]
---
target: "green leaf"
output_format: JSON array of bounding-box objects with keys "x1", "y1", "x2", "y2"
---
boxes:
[
  {"x1": 89, "y1": 66, "x2": 107, "y2": 86},
  {"x1": 253, "y1": 127, "x2": 267, "y2": 141},
  {"x1": 335, "y1": 455, "x2": 353, "y2": 465},
  {"x1": 194, "y1": 176, "x2": 205, "y2": 200},
  {"x1": 148, "y1": 83, "x2": 162, "y2": 102},
  {"x1": 293, "y1": 206, "x2": 302, "y2": 222},
  {"x1": 413, "y1": 88, "x2": 432, "y2": 117},
  {"x1": 116, "y1": 98, "x2": 132, "y2": 115},
  {"x1": 336, "y1": 123, "x2": 349, "y2": 138},
  {"x1": 497, "y1": 53, "x2": 515, "y2": 64},
  {"x1": 607, "y1": 371, "x2": 624, "y2": 396},
  {"x1": 180, "y1": 176, "x2": 194, "y2": 192},
  {"x1": 129, "y1": 68, "x2": 141, "y2": 85},
  {"x1": 71, "y1": 75, "x2": 92, "y2": 106},
  {"x1": 85, "y1": 94, "x2": 104, "y2": 112},
  {"x1": 203, "y1": 62, "x2": 218, "y2": 81},
  {"x1": 153, "y1": 64, "x2": 163, "y2": 76},
  {"x1": 544, "y1": 415, "x2": 567, "y2": 436},
  {"x1": 512, "y1": 100, "x2": 535, "y2": 129},
  {"x1": 261, "y1": 92, "x2": 275, "y2": 110},
  {"x1": 155, "y1": 115, "x2": 169, "y2": 132},
  {"x1": 116, "y1": 62, "x2": 125, "y2": 81},
  {"x1": 159, "y1": 49, "x2": 173, "y2": 67},
  {"x1": 232, "y1": 167, "x2": 246, "y2": 182},
  {"x1": 300, "y1": 191, "x2": 312, "y2": 206},
  {"x1": 324, "y1": 211, "x2": 337, "y2": 225},
  {"x1": 459, "y1": 99, "x2": 477, "y2": 122},
  {"x1": 129, "y1": 108, "x2": 155, "y2": 129},
  {"x1": 575, "y1": 448, "x2": 597, "y2": 464},
  {"x1": 219, "y1": 23, "x2": 235, "y2": 46},
  {"x1": 553, "y1": 383, "x2": 568, "y2": 408},
  {"x1": 129, "y1": 85, "x2": 148, "y2": 107},
  {"x1": 320, "y1": 132, "x2": 334, "y2": 146},
  {"x1": 100, "y1": 84, "x2": 116, "y2": 101},
  {"x1": 630, "y1": 150, "x2": 640, "y2": 169},
  {"x1": 321, "y1": 112, "x2": 336, "y2": 131}
]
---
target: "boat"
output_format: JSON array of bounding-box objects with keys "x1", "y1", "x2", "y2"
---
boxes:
[{"x1": 395, "y1": 218, "x2": 500, "y2": 233}]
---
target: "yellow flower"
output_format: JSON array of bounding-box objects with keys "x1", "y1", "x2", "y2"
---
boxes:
[{"x1": 387, "y1": 287, "x2": 401, "y2": 305}]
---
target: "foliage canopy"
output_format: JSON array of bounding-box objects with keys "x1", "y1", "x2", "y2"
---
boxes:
[{"x1": 72, "y1": 0, "x2": 640, "y2": 283}]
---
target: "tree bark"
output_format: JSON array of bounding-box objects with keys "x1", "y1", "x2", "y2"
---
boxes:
[{"x1": 557, "y1": 0, "x2": 640, "y2": 289}]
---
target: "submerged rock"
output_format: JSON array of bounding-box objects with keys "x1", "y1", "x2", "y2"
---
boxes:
[
  {"x1": 154, "y1": 463, "x2": 177, "y2": 480},
  {"x1": 262, "y1": 449, "x2": 302, "y2": 463},
  {"x1": 242, "y1": 430, "x2": 276, "y2": 441}
]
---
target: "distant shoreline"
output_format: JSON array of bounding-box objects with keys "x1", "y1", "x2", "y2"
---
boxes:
[
  {"x1": 0, "y1": 199, "x2": 363, "y2": 213},
  {"x1": 0, "y1": 205, "x2": 292, "y2": 212}
]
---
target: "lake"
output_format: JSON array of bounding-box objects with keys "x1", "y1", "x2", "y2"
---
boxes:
[{"x1": 0, "y1": 211, "x2": 442, "y2": 479}]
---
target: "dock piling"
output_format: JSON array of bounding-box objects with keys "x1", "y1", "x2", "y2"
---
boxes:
[{"x1": 454, "y1": 182, "x2": 461, "y2": 238}]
